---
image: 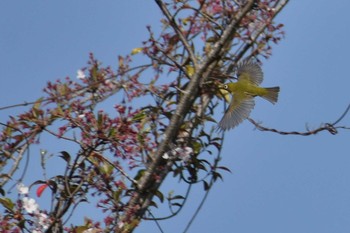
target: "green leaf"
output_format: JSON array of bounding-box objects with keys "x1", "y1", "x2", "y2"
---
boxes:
[
  {"x1": 113, "y1": 189, "x2": 122, "y2": 202},
  {"x1": 47, "y1": 180, "x2": 58, "y2": 194},
  {"x1": 59, "y1": 151, "x2": 71, "y2": 163},
  {"x1": 97, "y1": 112, "x2": 103, "y2": 129},
  {"x1": 170, "y1": 195, "x2": 185, "y2": 200},
  {"x1": 75, "y1": 226, "x2": 90, "y2": 233},
  {"x1": 211, "y1": 142, "x2": 222, "y2": 151},
  {"x1": 217, "y1": 166, "x2": 232, "y2": 173},
  {"x1": 33, "y1": 97, "x2": 43, "y2": 111},
  {"x1": 0, "y1": 197, "x2": 14, "y2": 211},
  {"x1": 149, "y1": 200, "x2": 158, "y2": 208},
  {"x1": 100, "y1": 162, "x2": 113, "y2": 176},
  {"x1": 171, "y1": 202, "x2": 182, "y2": 208},
  {"x1": 154, "y1": 190, "x2": 164, "y2": 203},
  {"x1": 108, "y1": 127, "x2": 116, "y2": 137},
  {"x1": 203, "y1": 115, "x2": 217, "y2": 123},
  {"x1": 134, "y1": 169, "x2": 145, "y2": 181},
  {"x1": 132, "y1": 111, "x2": 146, "y2": 122},
  {"x1": 212, "y1": 171, "x2": 223, "y2": 181},
  {"x1": 185, "y1": 64, "x2": 195, "y2": 77},
  {"x1": 196, "y1": 163, "x2": 207, "y2": 171},
  {"x1": 131, "y1": 47, "x2": 143, "y2": 55},
  {"x1": 4, "y1": 125, "x2": 13, "y2": 136},
  {"x1": 17, "y1": 219, "x2": 26, "y2": 229},
  {"x1": 192, "y1": 141, "x2": 202, "y2": 154},
  {"x1": 0, "y1": 174, "x2": 11, "y2": 182},
  {"x1": 0, "y1": 186, "x2": 5, "y2": 196},
  {"x1": 203, "y1": 181, "x2": 210, "y2": 191}
]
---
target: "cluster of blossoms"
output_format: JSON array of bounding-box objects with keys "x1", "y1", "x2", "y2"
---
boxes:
[
  {"x1": 17, "y1": 183, "x2": 51, "y2": 232},
  {"x1": 162, "y1": 146, "x2": 193, "y2": 162}
]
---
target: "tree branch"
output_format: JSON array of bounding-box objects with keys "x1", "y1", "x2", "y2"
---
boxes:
[{"x1": 117, "y1": 1, "x2": 258, "y2": 232}]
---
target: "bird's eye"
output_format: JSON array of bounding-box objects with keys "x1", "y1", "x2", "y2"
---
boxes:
[{"x1": 224, "y1": 84, "x2": 228, "y2": 90}]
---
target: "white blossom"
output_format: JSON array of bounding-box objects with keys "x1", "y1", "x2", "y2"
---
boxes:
[
  {"x1": 175, "y1": 147, "x2": 193, "y2": 156},
  {"x1": 184, "y1": 147, "x2": 193, "y2": 155},
  {"x1": 37, "y1": 212, "x2": 50, "y2": 230},
  {"x1": 83, "y1": 228, "x2": 102, "y2": 233},
  {"x1": 22, "y1": 197, "x2": 39, "y2": 214},
  {"x1": 163, "y1": 147, "x2": 193, "y2": 160},
  {"x1": 176, "y1": 147, "x2": 193, "y2": 162},
  {"x1": 77, "y1": 69, "x2": 86, "y2": 80},
  {"x1": 162, "y1": 152, "x2": 170, "y2": 160},
  {"x1": 117, "y1": 222, "x2": 124, "y2": 229},
  {"x1": 17, "y1": 183, "x2": 29, "y2": 195}
]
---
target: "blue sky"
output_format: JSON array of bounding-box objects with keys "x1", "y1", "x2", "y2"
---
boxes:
[{"x1": 1, "y1": 1, "x2": 350, "y2": 233}]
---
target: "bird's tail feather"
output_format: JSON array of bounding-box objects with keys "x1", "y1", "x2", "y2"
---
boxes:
[{"x1": 262, "y1": 86, "x2": 280, "y2": 104}]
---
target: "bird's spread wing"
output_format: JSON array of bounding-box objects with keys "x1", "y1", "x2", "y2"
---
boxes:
[
  {"x1": 218, "y1": 93, "x2": 255, "y2": 131},
  {"x1": 237, "y1": 61, "x2": 263, "y2": 85}
]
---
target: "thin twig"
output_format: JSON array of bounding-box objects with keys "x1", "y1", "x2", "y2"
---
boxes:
[
  {"x1": 89, "y1": 151, "x2": 137, "y2": 186},
  {"x1": 332, "y1": 103, "x2": 350, "y2": 125},
  {"x1": 155, "y1": 0, "x2": 198, "y2": 69},
  {"x1": 248, "y1": 103, "x2": 350, "y2": 136},
  {"x1": 227, "y1": 0, "x2": 290, "y2": 73}
]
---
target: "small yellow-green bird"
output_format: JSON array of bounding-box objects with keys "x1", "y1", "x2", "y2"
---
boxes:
[{"x1": 218, "y1": 61, "x2": 280, "y2": 131}]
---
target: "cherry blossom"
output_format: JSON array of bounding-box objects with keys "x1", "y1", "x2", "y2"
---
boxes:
[
  {"x1": 17, "y1": 183, "x2": 29, "y2": 195},
  {"x1": 22, "y1": 197, "x2": 39, "y2": 214}
]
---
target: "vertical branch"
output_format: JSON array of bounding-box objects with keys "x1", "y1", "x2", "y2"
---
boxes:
[{"x1": 117, "y1": 1, "x2": 257, "y2": 232}]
